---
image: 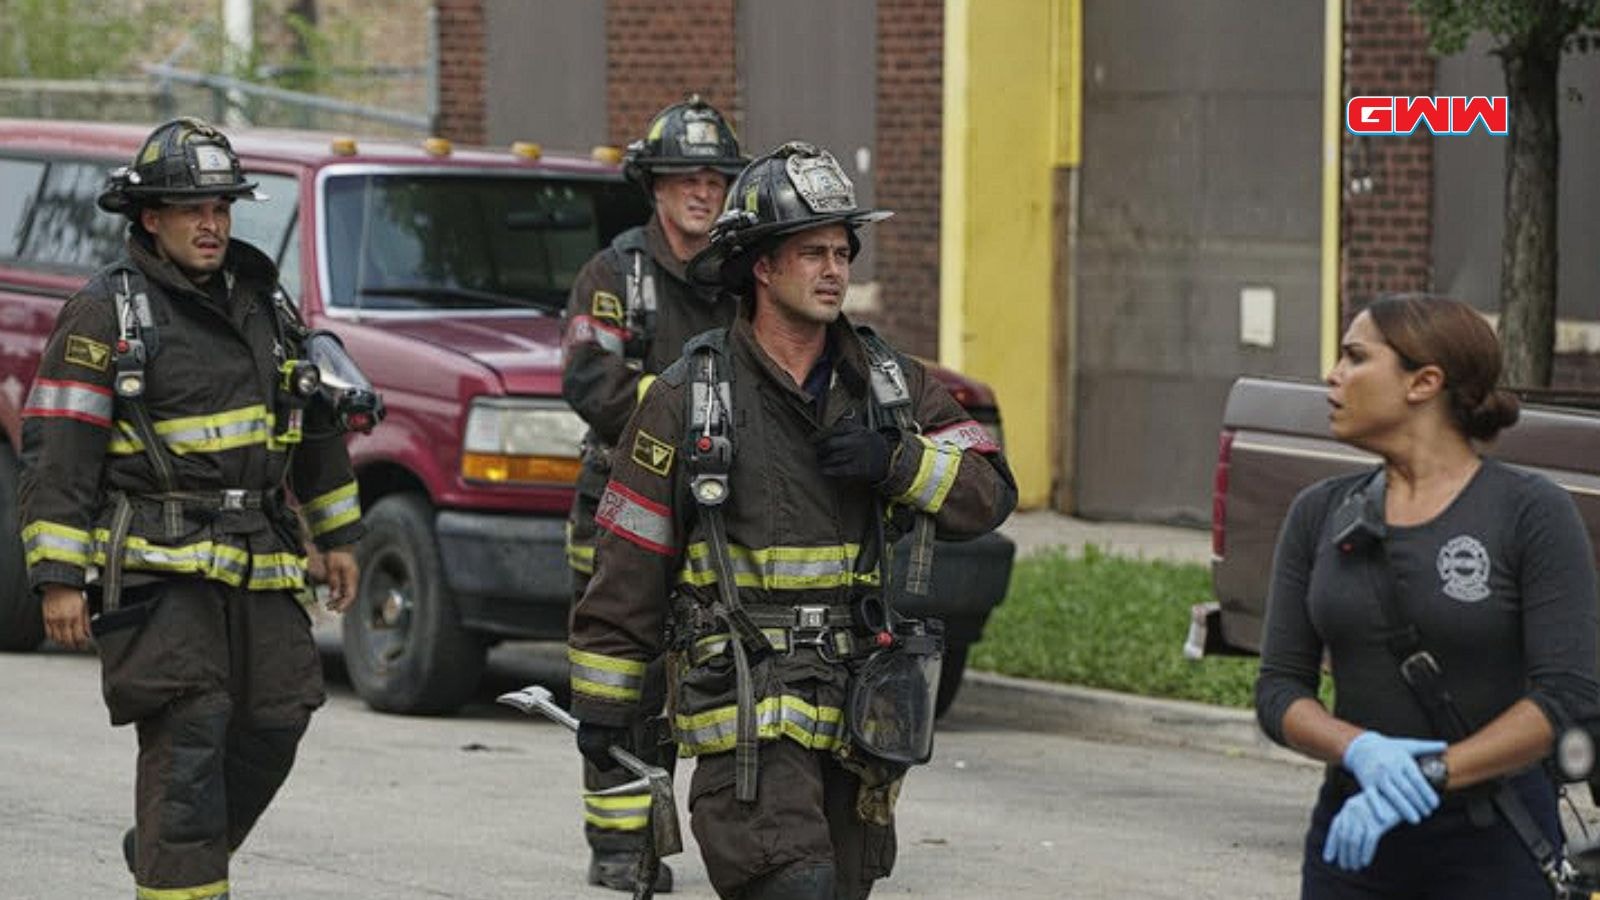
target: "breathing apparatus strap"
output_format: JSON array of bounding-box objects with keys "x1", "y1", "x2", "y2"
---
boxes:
[
  {"x1": 681, "y1": 329, "x2": 770, "y2": 802},
  {"x1": 110, "y1": 267, "x2": 185, "y2": 540},
  {"x1": 855, "y1": 326, "x2": 935, "y2": 613}
]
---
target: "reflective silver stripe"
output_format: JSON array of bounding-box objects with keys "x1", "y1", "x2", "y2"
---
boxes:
[
  {"x1": 675, "y1": 695, "x2": 844, "y2": 755},
  {"x1": 679, "y1": 543, "x2": 879, "y2": 590},
  {"x1": 595, "y1": 482, "x2": 674, "y2": 554},
  {"x1": 902, "y1": 436, "x2": 961, "y2": 513},
  {"x1": 583, "y1": 793, "x2": 651, "y2": 831},
  {"x1": 158, "y1": 416, "x2": 270, "y2": 454},
  {"x1": 570, "y1": 315, "x2": 626, "y2": 356},
  {"x1": 303, "y1": 482, "x2": 360, "y2": 537},
  {"x1": 247, "y1": 554, "x2": 306, "y2": 590},
  {"x1": 569, "y1": 648, "x2": 646, "y2": 702},
  {"x1": 23, "y1": 379, "x2": 114, "y2": 426}
]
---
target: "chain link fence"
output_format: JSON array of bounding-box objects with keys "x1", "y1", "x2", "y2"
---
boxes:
[{"x1": 0, "y1": 66, "x2": 430, "y2": 137}]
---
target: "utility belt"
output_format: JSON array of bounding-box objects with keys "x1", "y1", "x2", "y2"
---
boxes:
[
  {"x1": 686, "y1": 603, "x2": 871, "y2": 667},
  {"x1": 99, "y1": 487, "x2": 292, "y2": 615}
]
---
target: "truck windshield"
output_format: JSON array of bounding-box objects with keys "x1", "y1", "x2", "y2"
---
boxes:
[{"x1": 323, "y1": 172, "x2": 647, "y2": 313}]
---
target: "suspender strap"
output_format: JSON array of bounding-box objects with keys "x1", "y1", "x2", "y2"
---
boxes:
[
  {"x1": 1356, "y1": 470, "x2": 1565, "y2": 885},
  {"x1": 99, "y1": 493, "x2": 136, "y2": 614},
  {"x1": 857, "y1": 327, "x2": 936, "y2": 608},
  {"x1": 112, "y1": 269, "x2": 184, "y2": 539}
]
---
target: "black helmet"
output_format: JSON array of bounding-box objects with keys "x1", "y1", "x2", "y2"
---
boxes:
[
  {"x1": 622, "y1": 95, "x2": 746, "y2": 192},
  {"x1": 687, "y1": 141, "x2": 892, "y2": 289},
  {"x1": 97, "y1": 117, "x2": 263, "y2": 217}
]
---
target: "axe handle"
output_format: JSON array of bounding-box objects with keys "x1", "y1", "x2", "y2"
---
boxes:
[{"x1": 526, "y1": 692, "x2": 657, "y2": 778}]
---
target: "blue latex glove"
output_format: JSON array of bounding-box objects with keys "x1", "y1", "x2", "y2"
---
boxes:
[
  {"x1": 1341, "y1": 731, "x2": 1446, "y2": 824},
  {"x1": 1322, "y1": 790, "x2": 1403, "y2": 871}
]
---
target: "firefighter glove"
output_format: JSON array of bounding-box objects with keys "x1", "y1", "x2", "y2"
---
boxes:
[
  {"x1": 1322, "y1": 789, "x2": 1402, "y2": 871},
  {"x1": 577, "y1": 721, "x2": 629, "y2": 772},
  {"x1": 814, "y1": 420, "x2": 896, "y2": 485},
  {"x1": 1341, "y1": 731, "x2": 1445, "y2": 824}
]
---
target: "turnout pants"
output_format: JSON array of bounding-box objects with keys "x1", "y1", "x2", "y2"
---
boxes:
[
  {"x1": 96, "y1": 579, "x2": 325, "y2": 897},
  {"x1": 570, "y1": 551, "x2": 672, "y2": 858},
  {"x1": 688, "y1": 740, "x2": 898, "y2": 900}
]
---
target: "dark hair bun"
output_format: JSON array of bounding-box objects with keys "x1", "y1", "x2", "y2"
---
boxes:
[{"x1": 1465, "y1": 389, "x2": 1520, "y2": 441}]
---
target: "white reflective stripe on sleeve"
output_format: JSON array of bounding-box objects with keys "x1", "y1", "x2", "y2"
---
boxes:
[
  {"x1": 595, "y1": 481, "x2": 674, "y2": 555},
  {"x1": 22, "y1": 379, "x2": 114, "y2": 427}
]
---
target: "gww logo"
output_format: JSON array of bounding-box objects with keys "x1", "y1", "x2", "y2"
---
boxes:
[{"x1": 1345, "y1": 96, "x2": 1509, "y2": 136}]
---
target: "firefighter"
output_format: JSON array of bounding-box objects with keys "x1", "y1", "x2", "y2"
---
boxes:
[
  {"x1": 560, "y1": 95, "x2": 746, "y2": 893},
  {"x1": 19, "y1": 117, "x2": 364, "y2": 899},
  {"x1": 568, "y1": 142, "x2": 1017, "y2": 900}
]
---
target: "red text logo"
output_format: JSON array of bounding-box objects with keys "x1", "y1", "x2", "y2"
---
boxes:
[{"x1": 1345, "y1": 96, "x2": 1509, "y2": 136}]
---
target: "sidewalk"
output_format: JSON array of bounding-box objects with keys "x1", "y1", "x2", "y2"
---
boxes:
[
  {"x1": 968, "y1": 510, "x2": 1307, "y2": 766},
  {"x1": 997, "y1": 509, "x2": 1212, "y2": 565}
]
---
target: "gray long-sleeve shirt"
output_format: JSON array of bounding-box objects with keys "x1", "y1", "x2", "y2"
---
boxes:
[{"x1": 1256, "y1": 459, "x2": 1599, "y2": 746}]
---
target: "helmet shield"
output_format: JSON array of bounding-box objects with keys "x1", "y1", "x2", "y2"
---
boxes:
[
  {"x1": 847, "y1": 621, "x2": 943, "y2": 766},
  {"x1": 687, "y1": 141, "x2": 892, "y2": 289},
  {"x1": 98, "y1": 117, "x2": 262, "y2": 216}
]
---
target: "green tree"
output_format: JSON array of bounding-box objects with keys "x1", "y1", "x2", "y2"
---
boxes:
[
  {"x1": 1409, "y1": 0, "x2": 1600, "y2": 386},
  {"x1": 0, "y1": 0, "x2": 164, "y2": 79}
]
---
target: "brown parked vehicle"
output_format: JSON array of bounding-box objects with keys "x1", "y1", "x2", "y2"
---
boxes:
[{"x1": 1191, "y1": 375, "x2": 1600, "y2": 657}]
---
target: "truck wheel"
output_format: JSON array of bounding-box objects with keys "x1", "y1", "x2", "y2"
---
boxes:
[
  {"x1": 0, "y1": 443, "x2": 43, "y2": 652},
  {"x1": 342, "y1": 493, "x2": 485, "y2": 714},
  {"x1": 935, "y1": 640, "x2": 969, "y2": 719}
]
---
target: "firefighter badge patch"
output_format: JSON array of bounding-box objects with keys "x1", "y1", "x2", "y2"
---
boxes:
[
  {"x1": 632, "y1": 429, "x2": 675, "y2": 477},
  {"x1": 592, "y1": 291, "x2": 624, "y2": 324},
  {"x1": 65, "y1": 335, "x2": 111, "y2": 372}
]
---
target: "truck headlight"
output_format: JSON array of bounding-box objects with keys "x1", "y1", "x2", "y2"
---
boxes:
[{"x1": 461, "y1": 398, "x2": 586, "y2": 485}]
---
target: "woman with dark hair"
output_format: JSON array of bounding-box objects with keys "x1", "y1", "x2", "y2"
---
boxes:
[{"x1": 1255, "y1": 294, "x2": 1599, "y2": 898}]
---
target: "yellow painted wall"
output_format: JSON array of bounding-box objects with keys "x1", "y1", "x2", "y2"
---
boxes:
[{"x1": 941, "y1": 0, "x2": 1076, "y2": 509}]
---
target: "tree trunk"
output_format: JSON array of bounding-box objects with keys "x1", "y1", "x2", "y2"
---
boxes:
[{"x1": 1498, "y1": 41, "x2": 1561, "y2": 387}]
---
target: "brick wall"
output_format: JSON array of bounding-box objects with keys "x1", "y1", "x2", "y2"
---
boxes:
[
  {"x1": 1341, "y1": 0, "x2": 1435, "y2": 314},
  {"x1": 870, "y1": 0, "x2": 942, "y2": 358},
  {"x1": 605, "y1": 0, "x2": 738, "y2": 145},
  {"x1": 434, "y1": 0, "x2": 485, "y2": 143}
]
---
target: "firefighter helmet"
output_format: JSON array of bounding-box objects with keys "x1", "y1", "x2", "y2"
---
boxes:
[
  {"x1": 687, "y1": 141, "x2": 892, "y2": 288},
  {"x1": 622, "y1": 96, "x2": 747, "y2": 192},
  {"x1": 97, "y1": 117, "x2": 263, "y2": 216}
]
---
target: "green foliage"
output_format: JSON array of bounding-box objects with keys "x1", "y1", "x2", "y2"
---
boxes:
[
  {"x1": 970, "y1": 546, "x2": 1262, "y2": 708},
  {"x1": 0, "y1": 0, "x2": 168, "y2": 78},
  {"x1": 270, "y1": 12, "x2": 368, "y2": 94},
  {"x1": 1408, "y1": 0, "x2": 1600, "y2": 55}
]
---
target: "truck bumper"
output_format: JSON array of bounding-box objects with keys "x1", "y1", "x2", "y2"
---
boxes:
[
  {"x1": 893, "y1": 531, "x2": 1016, "y2": 643},
  {"x1": 435, "y1": 510, "x2": 572, "y2": 640}
]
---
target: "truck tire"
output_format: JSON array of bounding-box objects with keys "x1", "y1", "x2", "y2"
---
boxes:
[
  {"x1": 0, "y1": 443, "x2": 43, "y2": 652},
  {"x1": 935, "y1": 639, "x2": 969, "y2": 719},
  {"x1": 342, "y1": 493, "x2": 485, "y2": 714}
]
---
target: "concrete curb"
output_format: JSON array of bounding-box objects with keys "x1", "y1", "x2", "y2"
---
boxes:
[{"x1": 951, "y1": 670, "x2": 1318, "y2": 770}]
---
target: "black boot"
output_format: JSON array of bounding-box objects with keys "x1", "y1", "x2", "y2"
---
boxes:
[
  {"x1": 738, "y1": 862, "x2": 835, "y2": 900},
  {"x1": 588, "y1": 850, "x2": 675, "y2": 893},
  {"x1": 121, "y1": 828, "x2": 136, "y2": 874}
]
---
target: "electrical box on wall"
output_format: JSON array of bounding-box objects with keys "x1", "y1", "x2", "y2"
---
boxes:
[{"x1": 1239, "y1": 285, "x2": 1276, "y2": 348}]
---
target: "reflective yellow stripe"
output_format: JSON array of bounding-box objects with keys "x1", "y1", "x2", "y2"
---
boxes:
[
  {"x1": 678, "y1": 542, "x2": 881, "y2": 591},
  {"x1": 584, "y1": 792, "x2": 651, "y2": 831},
  {"x1": 570, "y1": 648, "x2": 646, "y2": 702},
  {"x1": 247, "y1": 552, "x2": 308, "y2": 590},
  {"x1": 21, "y1": 521, "x2": 94, "y2": 567},
  {"x1": 303, "y1": 481, "x2": 360, "y2": 537},
  {"x1": 675, "y1": 694, "x2": 845, "y2": 756},
  {"x1": 635, "y1": 373, "x2": 657, "y2": 407},
  {"x1": 895, "y1": 434, "x2": 961, "y2": 514},
  {"x1": 566, "y1": 520, "x2": 595, "y2": 574},
  {"x1": 136, "y1": 879, "x2": 230, "y2": 899},
  {"x1": 109, "y1": 405, "x2": 274, "y2": 456}
]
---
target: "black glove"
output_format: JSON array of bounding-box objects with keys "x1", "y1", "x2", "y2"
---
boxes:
[
  {"x1": 576, "y1": 721, "x2": 629, "y2": 772},
  {"x1": 814, "y1": 420, "x2": 896, "y2": 484}
]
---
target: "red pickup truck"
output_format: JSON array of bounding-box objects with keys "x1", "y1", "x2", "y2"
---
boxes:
[{"x1": 0, "y1": 119, "x2": 1014, "y2": 715}]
